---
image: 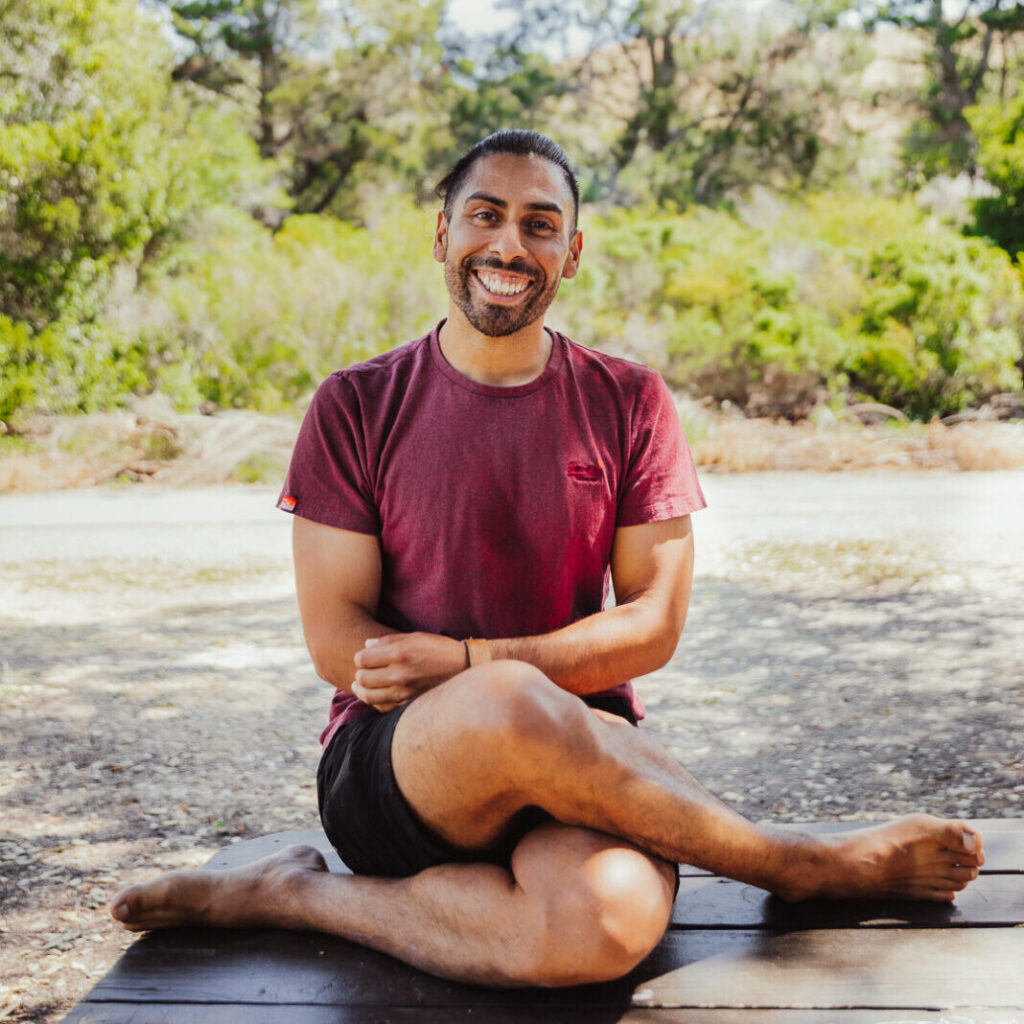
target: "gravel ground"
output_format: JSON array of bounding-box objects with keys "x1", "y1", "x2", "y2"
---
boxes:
[{"x1": 1, "y1": 472, "x2": 1023, "y2": 1022}]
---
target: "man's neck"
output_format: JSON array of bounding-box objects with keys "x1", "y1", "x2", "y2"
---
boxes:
[{"x1": 438, "y1": 310, "x2": 553, "y2": 387}]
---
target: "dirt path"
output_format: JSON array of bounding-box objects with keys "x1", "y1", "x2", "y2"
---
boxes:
[{"x1": 2, "y1": 474, "x2": 1023, "y2": 1022}]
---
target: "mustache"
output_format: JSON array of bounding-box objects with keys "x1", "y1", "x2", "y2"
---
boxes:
[{"x1": 467, "y1": 257, "x2": 541, "y2": 282}]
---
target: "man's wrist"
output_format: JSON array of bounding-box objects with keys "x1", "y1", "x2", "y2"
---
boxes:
[{"x1": 464, "y1": 637, "x2": 491, "y2": 667}]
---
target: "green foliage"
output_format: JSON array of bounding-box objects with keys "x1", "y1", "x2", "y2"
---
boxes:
[
  {"x1": 0, "y1": 316, "x2": 53, "y2": 423},
  {"x1": 495, "y1": 0, "x2": 868, "y2": 207},
  {"x1": 115, "y1": 199, "x2": 445, "y2": 412},
  {"x1": 967, "y1": 94, "x2": 1024, "y2": 256},
  {"x1": 868, "y1": 0, "x2": 1024, "y2": 179},
  {"x1": 443, "y1": 50, "x2": 567, "y2": 160},
  {"x1": 1, "y1": 0, "x2": 1022, "y2": 427},
  {"x1": 554, "y1": 196, "x2": 1023, "y2": 418},
  {"x1": 0, "y1": 0, "x2": 282, "y2": 423},
  {"x1": 164, "y1": 0, "x2": 451, "y2": 216},
  {"x1": 1, "y1": 0, "x2": 183, "y2": 327},
  {"x1": 230, "y1": 451, "x2": 288, "y2": 484},
  {"x1": 849, "y1": 230, "x2": 1023, "y2": 414}
]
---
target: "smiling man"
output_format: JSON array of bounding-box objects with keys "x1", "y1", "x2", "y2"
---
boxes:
[{"x1": 111, "y1": 131, "x2": 984, "y2": 987}]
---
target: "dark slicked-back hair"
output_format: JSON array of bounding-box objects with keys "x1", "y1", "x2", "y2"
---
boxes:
[{"x1": 435, "y1": 130, "x2": 580, "y2": 233}]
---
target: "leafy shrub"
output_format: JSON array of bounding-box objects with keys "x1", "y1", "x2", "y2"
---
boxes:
[
  {"x1": 116, "y1": 198, "x2": 446, "y2": 412},
  {"x1": 849, "y1": 230, "x2": 1023, "y2": 415},
  {"x1": 0, "y1": 317, "x2": 53, "y2": 424},
  {"x1": 554, "y1": 196, "x2": 1023, "y2": 418},
  {"x1": 966, "y1": 95, "x2": 1024, "y2": 258}
]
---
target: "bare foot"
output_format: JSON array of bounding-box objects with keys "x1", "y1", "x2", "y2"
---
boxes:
[
  {"x1": 110, "y1": 844, "x2": 329, "y2": 932},
  {"x1": 778, "y1": 814, "x2": 984, "y2": 903}
]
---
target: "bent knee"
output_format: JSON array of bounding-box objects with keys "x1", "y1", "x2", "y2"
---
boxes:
[
  {"x1": 454, "y1": 660, "x2": 578, "y2": 750},
  {"x1": 525, "y1": 849, "x2": 675, "y2": 987},
  {"x1": 580, "y1": 848, "x2": 674, "y2": 980}
]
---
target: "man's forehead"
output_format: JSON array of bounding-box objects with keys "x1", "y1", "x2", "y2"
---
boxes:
[{"x1": 454, "y1": 152, "x2": 573, "y2": 214}]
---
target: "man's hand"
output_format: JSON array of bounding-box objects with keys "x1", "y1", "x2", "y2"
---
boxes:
[{"x1": 352, "y1": 632, "x2": 468, "y2": 712}]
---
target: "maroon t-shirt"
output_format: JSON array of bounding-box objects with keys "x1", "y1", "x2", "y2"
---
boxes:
[{"x1": 279, "y1": 321, "x2": 706, "y2": 747}]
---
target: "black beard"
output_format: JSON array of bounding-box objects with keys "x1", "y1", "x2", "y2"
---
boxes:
[{"x1": 445, "y1": 257, "x2": 560, "y2": 338}]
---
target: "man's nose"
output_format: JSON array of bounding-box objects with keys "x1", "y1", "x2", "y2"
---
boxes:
[{"x1": 489, "y1": 221, "x2": 528, "y2": 262}]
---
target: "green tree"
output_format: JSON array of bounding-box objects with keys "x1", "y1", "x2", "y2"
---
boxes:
[
  {"x1": 553, "y1": 197, "x2": 1023, "y2": 418},
  {"x1": 866, "y1": 0, "x2": 1024, "y2": 177},
  {"x1": 849, "y1": 229, "x2": 1023, "y2": 413},
  {"x1": 0, "y1": 0, "x2": 268, "y2": 422},
  {"x1": 162, "y1": 0, "x2": 451, "y2": 218},
  {"x1": 493, "y1": 0, "x2": 866, "y2": 206},
  {"x1": 163, "y1": 0, "x2": 319, "y2": 159},
  {"x1": 441, "y1": 48, "x2": 568, "y2": 160},
  {"x1": 967, "y1": 92, "x2": 1024, "y2": 257}
]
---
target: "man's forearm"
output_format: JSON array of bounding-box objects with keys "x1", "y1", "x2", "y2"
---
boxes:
[
  {"x1": 488, "y1": 597, "x2": 681, "y2": 695},
  {"x1": 322, "y1": 598, "x2": 681, "y2": 710},
  {"x1": 305, "y1": 606, "x2": 397, "y2": 692}
]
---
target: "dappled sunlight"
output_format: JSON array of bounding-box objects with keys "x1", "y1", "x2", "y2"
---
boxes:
[
  {"x1": 2, "y1": 480, "x2": 1022, "y2": 1018},
  {"x1": 643, "y1": 577, "x2": 1024, "y2": 821},
  {"x1": 630, "y1": 928, "x2": 1018, "y2": 1009},
  {"x1": 0, "y1": 558, "x2": 295, "y2": 627},
  {"x1": 3, "y1": 815, "x2": 115, "y2": 841},
  {"x1": 40, "y1": 840, "x2": 142, "y2": 873},
  {"x1": 137, "y1": 706, "x2": 182, "y2": 722}
]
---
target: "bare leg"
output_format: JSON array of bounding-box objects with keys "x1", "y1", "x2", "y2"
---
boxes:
[
  {"x1": 110, "y1": 660, "x2": 983, "y2": 980},
  {"x1": 389, "y1": 662, "x2": 983, "y2": 902},
  {"x1": 111, "y1": 823, "x2": 677, "y2": 987}
]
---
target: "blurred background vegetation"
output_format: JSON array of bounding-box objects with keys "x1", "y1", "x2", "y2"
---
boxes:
[{"x1": 2, "y1": 0, "x2": 1024, "y2": 428}]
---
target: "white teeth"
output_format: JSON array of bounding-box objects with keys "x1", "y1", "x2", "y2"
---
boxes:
[{"x1": 478, "y1": 272, "x2": 528, "y2": 297}]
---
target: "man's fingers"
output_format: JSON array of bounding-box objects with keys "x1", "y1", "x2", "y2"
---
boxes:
[
  {"x1": 353, "y1": 666, "x2": 393, "y2": 691},
  {"x1": 371, "y1": 699, "x2": 406, "y2": 714},
  {"x1": 352, "y1": 676, "x2": 410, "y2": 707},
  {"x1": 353, "y1": 634, "x2": 394, "y2": 670}
]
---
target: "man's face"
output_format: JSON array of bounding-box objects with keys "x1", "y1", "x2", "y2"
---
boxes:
[{"x1": 433, "y1": 153, "x2": 582, "y2": 338}]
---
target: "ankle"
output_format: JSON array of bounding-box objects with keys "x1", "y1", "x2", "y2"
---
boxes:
[
  {"x1": 251, "y1": 858, "x2": 321, "y2": 929},
  {"x1": 759, "y1": 828, "x2": 834, "y2": 902}
]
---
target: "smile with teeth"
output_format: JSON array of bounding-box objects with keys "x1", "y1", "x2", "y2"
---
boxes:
[{"x1": 475, "y1": 270, "x2": 532, "y2": 297}]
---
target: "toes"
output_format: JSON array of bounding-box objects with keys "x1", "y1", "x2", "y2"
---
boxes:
[
  {"x1": 946, "y1": 865, "x2": 979, "y2": 884},
  {"x1": 941, "y1": 821, "x2": 982, "y2": 861},
  {"x1": 110, "y1": 888, "x2": 138, "y2": 923}
]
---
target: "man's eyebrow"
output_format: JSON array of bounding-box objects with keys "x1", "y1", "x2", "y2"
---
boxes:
[{"x1": 463, "y1": 191, "x2": 564, "y2": 217}]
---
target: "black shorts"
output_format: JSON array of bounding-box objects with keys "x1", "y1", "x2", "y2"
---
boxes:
[{"x1": 316, "y1": 693, "x2": 637, "y2": 878}]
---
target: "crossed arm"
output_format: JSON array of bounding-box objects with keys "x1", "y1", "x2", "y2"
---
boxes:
[{"x1": 293, "y1": 513, "x2": 695, "y2": 710}]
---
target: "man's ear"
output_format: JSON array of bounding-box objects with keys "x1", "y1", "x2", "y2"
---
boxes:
[
  {"x1": 433, "y1": 210, "x2": 448, "y2": 264},
  {"x1": 561, "y1": 230, "x2": 583, "y2": 280}
]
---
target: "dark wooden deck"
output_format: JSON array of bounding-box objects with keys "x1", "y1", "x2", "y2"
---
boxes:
[{"x1": 65, "y1": 818, "x2": 1024, "y2": 1022}]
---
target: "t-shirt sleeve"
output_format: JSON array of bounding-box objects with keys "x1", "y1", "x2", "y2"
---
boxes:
[
  {"x1": 276, "y1": 374, "x2": 379, "y2": 534},
  {"x1": 616, "y1": 372, "x2": 706, "y2": 527}
]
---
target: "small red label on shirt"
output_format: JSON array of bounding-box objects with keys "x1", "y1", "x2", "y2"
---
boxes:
[
  {"x1": 277, "y1": 494, "x2": 297, "y2": 511},
  {"x1": 567, "y1": 462, "x2": 603, "y2": 482}
]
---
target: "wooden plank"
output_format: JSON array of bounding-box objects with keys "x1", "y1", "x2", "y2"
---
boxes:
[
  {"x1": 670, "y1": 873, "x2": 1024, "y2": 928},
  {"x1": 69, "y1": 820, "x2": 1024, "y2": 1021},
  {"x1": 632, "y1": 927, "x2": 1024, "y2": 1009},
  {"x1": 205, "y1": 831, "x2": 349, "y2": 874},
  {"x1": 970, "y1": 827, "x2": 1024, "y2": 872},
  {"x1": 83, "y1": 927, "x2": 638, "y2": 1009},
  {"x1": 81, "y1": 926, "x2": 1024, "y2": 1009},
  {"x1": 62, "y1": 1004, "x2": 639, "y2": 1024},
  {"x1": 63, "y1": 1006, "x2": 1024, "y2": 1024}
]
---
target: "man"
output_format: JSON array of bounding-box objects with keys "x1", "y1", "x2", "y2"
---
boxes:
[{"x1": 111, "y1": 130, "x2": 983, "y2": 987}]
